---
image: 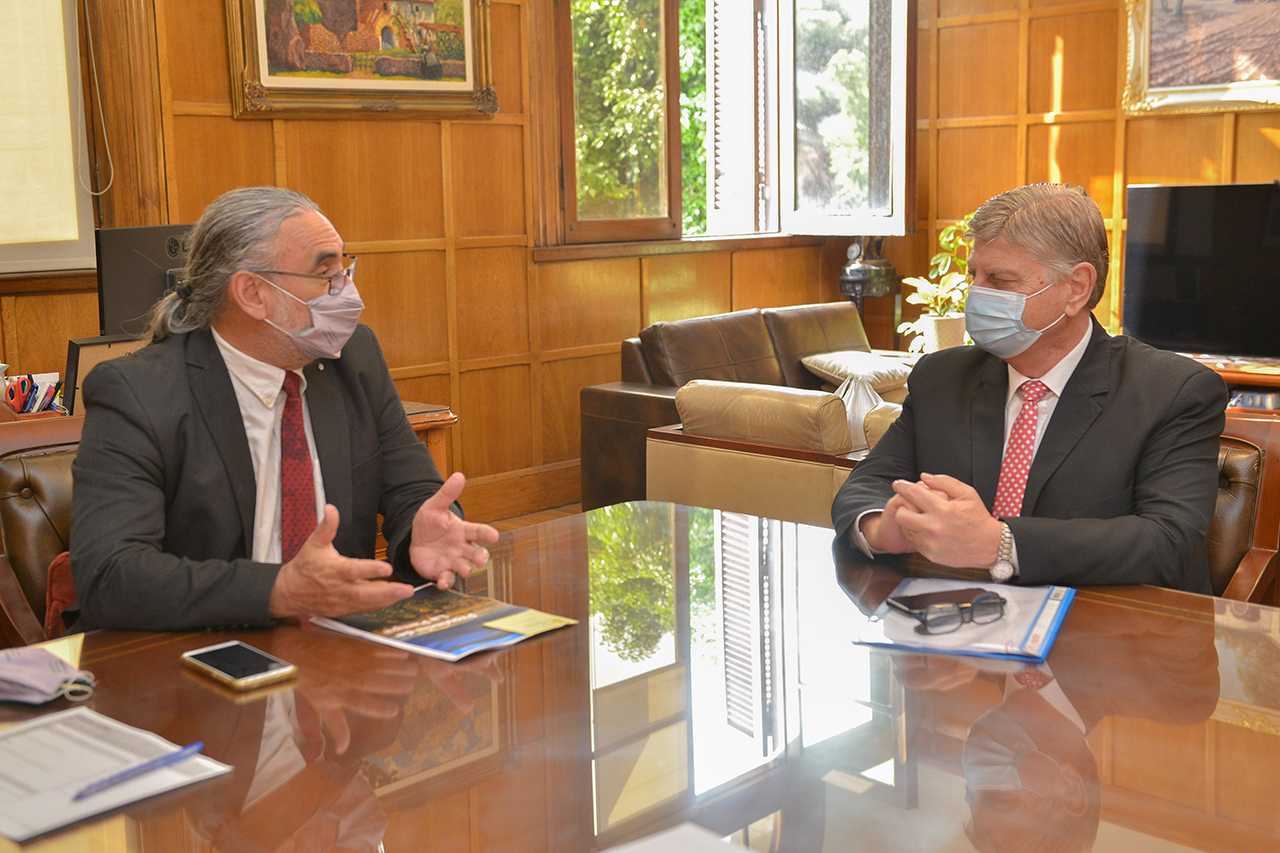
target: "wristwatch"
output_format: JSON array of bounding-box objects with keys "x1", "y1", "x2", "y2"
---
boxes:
[{"x1": 989, "y1": 522, "x2": 1015, "y2": 582}]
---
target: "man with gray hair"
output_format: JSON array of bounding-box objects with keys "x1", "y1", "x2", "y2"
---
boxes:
[
  {"x1": 70, "y1": 186, "x2": 499, "y2": 630},
  {"x1": 832, "y1": 183, "x2": 1227, "y2": 592}
]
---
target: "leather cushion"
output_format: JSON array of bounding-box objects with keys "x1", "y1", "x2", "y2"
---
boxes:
[
  {"x1": 675, "y1": 380, "x2": 853, "y2": 453},
  {"x1": 1209, "y1": 437, "x2": 1262, "y2": 597},
  {"x1": 640, "y1": 310, "x2": 785, "y2": 388},
  {"x1": 0, "y1": 450, "x2": 76, "y2": 622},
  {"x1": 763, "y1": 302, "x2": 873, "y2": 389},
  {"x1": 801, "y1": 350, "x2": 910, "y2": 392}
]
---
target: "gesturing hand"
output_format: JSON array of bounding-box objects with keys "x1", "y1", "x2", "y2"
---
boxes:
[
  {"x1": 409, "y1": 472, "x2": 500, "y2": 589},
  {"x1": 270, "y1": 504, "x2": 416, "y2": 619}
]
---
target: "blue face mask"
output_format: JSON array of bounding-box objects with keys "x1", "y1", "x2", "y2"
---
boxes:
[{"x1": 965, "y1": 280, "x2": 1065, "y2": 358}]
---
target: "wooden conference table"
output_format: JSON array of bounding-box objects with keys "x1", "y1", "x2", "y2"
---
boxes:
[{"x1": 5, "y1": 502, "x2": 1280, "y2": 852}]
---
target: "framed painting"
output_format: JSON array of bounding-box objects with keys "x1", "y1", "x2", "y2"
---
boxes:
[
  {"x1": 1124, "y1": 0, "x2": 1280, "y2": 114},
  {"x1": 226, "y1": 0, "x2": 497, "y2": 118}
]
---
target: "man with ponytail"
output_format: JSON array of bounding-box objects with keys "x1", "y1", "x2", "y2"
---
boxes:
[{"x1": 70, "y1": 187, "x2": 498, "y2": 630}]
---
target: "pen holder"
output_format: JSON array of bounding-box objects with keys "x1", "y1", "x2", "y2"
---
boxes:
[{"x1": 0, "y1": 405, "x2": 63, "y2": 422}]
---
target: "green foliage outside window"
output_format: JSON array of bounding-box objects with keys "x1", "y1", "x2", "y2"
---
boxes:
[
  {"x1": 570, "y1": 0, "x2": 669, "y2": 220},
  {"x1": 589, "y1": 504, "x2": 716, "y2": 663},
  {"x1": 679, "y1": 0, "x2": 706, "y2": 235},
  {"x1": 794, "y1": 0, "x2": 871, "y2": 210}
]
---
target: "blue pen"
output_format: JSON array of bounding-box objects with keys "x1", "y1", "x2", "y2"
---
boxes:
[{"x1": 72, "y1": 741, "x2": 204, "y2": 801}]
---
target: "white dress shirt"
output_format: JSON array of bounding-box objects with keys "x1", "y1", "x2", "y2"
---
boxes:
[
  {"x1": 851, "y1": 326, "x2": 1093, "y2": 564},
  {"x1": 212, "y1": 329, "x2": 325, "y2": 563}
]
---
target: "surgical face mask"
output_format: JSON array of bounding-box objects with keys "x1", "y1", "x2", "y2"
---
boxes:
[
  {"x1": 259, "y1": 275, "x2": 365, "y2": 360},
  {"x1": 965, "y1": 280, "x2": 1066, "y2": 359},
  {"x1": 963, "y1": 708, "x2": 1061, "y2": 794}
]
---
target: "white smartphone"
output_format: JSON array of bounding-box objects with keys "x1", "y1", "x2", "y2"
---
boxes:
[{"x1": 180, "y1": 640, "x2": 297, "y2": 691}]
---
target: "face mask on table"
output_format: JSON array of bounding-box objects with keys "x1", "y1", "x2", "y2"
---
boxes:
[
  {"x1": 965, "y1": 280, "x2": 1065, "y2": 358},
  {"x1": 259, "y1": 275, "x2": 365, "y2": 361}
]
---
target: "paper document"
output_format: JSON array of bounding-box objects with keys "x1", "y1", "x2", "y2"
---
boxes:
[
  {"x1": 856, "y1": 578, "x2": 1074, "y2": 664},
  {"x1": 0, "y1": 707, "x2": 230, "y2": 842}
]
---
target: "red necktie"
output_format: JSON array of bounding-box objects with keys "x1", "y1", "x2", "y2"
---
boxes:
[
  {"x1": 992, "y1": 380, "x2": 1049, "y2": 518},
  {"x1": 1014, "y1": 666, "x2": 1054, "y2": 690},
  {"x1": 280, "y1": 372, "x2": 317, "y2": 562}
]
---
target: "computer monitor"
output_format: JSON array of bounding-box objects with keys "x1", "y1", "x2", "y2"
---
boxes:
[{"x1": 95, "y1": 224, "x2": 193, "y2": 337}]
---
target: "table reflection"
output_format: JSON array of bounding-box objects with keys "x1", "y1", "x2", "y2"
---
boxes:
[{"x1": 21, "y1": 502, "x2": 1280, "y2": 853}]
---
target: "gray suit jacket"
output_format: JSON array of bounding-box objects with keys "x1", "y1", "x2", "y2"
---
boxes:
[
  {"x1": 831, "y1": 320, "x2": 1228, "y2": 593},
  {"x1": 70, "y1": 325, "x2": 448, "y2": 630}
]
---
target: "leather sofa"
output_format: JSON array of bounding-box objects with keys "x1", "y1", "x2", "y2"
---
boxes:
[{"x1": 580, "y1": 301, "x2": 877, "y2": 511}]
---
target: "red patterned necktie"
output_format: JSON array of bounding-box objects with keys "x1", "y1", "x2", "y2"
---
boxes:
[
  {"x1": 1014, "y1": 666, "x2": 1054, "y2": 690},
  {"x1": 280, "y1": 372, "x2": 317, "y2": 562},
  {"x1": 992, "y1": 380, "x2": 1049, "y2": 518}
]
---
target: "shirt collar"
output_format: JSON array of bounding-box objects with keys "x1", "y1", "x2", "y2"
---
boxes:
[
  {"x1": 1005, "y1": 322, "x2": 1091, "y2": 402},
  {"x1": 211, "y1": 327, "x2": 304, "y2": 407}
]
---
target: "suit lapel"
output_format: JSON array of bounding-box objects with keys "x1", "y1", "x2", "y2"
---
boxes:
[
  {"x1": 971, "y1": 355, "x2": 1008, "y2": 508},
  {"x1": 186, "y1": 330, "x2": 258, "y2": 551},
  {"x1": 304, "y1": 361, "x2": 352, "y2": 529},
  {"x1": 1022, "y1": 322, "x2": 1111, "y2": 513}
]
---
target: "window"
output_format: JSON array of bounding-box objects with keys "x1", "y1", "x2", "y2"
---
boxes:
[
  {"x1": 559, "y1": 0, "x2": 913, "y2": 244},
  {"x1": 0, "y1": 0, "x2": 98, "y2": 273}
]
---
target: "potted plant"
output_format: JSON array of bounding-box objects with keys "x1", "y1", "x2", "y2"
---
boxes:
[{"x1": 897, "y1": 214, "x2": 974, "y2": 353}]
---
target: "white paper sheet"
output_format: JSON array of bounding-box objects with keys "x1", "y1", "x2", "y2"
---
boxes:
[{"x1": 0, "y1": 707, "x2": 230, "y2": 842}]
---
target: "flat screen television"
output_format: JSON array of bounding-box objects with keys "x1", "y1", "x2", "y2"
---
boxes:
[
  {"x1": 95, "y1": 224, "x2": 193, "y2": 337},
  {"x1": 1122, "y1": 182, "x2": 1280, "y2": 360}
]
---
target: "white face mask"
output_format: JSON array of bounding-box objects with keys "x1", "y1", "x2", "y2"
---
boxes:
[
  {"x1": 965, "y1": 280, "x2": 1066, "y2": 358},
  {"x1": 259, "y1": 275, "x2": 365, "y2": 361}
]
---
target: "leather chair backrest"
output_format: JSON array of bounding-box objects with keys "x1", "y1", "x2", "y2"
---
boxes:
[
  {"x1": 0, "y1": 417, "x2": 83, "y2": 644},
  {"x1": 762, "y1": 302, "x2": 873, "y2": 389},
  {"x1": 638, "y1": 309, "x2": 786, "y2": 388},
  {"x1": 0, "y1": 450, "x2": 76, "y2": 625},
  {"x1": 621, "y1": 338, "x2": 652, "y2": 383},
  {"x1": 1209, "y1": 436, "x2": 1262, "y2": 597}
]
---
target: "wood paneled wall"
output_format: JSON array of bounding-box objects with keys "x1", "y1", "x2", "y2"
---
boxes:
[
  {"x1": 26, "y1": 0, "x2": 1279, "y2": 519},
  {"x1": 872, "y1": 0, "x2": 1280, "y2": 339},
  {"x1": 48, "y1": 0, "x2": 836, "y2": 522}
]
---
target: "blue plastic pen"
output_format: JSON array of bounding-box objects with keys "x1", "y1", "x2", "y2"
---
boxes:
[{"x1": 72, "y1": 741, "x2": 204, "y2": 801}]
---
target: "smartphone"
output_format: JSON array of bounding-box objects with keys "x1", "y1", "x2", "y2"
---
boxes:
[{"x1": 180, "y1": 641, "x2": 297, "y2": 691}]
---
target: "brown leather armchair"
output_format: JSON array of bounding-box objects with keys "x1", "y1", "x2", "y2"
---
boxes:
[
  {"x1": 1215, "y1": 410, "x2": 1280, "y2": 603},
  {"x1": 0, "y1": 417, "x2": 83, "y2": 647}
]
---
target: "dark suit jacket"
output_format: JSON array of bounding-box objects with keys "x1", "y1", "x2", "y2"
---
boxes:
[
  {"x1": 69, "y1": 325, "x2": 448, "y2": 630},
  {"x1": 831, "y1": 320, "x2": 1228, "y2": 593}
]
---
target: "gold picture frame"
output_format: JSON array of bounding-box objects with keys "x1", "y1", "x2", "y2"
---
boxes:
[
  {"x1": 1124, "y1": 0, "x2": 1280, "y2": 115},
  {"x1": 226, "y1": 0, "x2": 497, "y2": 119}
]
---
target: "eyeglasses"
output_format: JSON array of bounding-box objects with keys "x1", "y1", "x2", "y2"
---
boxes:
[
  {"x1": 252, "y1": 254, "x2": 357, "y2": 296},
  {"x1": 886, "y1": 591, "x2": 1006, "y2": 635}
]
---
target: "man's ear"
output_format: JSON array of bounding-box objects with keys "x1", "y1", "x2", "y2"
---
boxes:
[
  {"x1": 1063, "y1": 262, "x2": 1095, "y2": 317},
  {"x1": 226, "y1": 270, "x2": 270, "y2": 320}
]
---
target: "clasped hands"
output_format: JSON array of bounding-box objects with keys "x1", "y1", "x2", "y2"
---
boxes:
[
  {"x1": 858, "y1": 472, "x2": 1004, "y2": 569},
  {"x1": 270, "y1": 471, "x2": 499, "y2": 619}
]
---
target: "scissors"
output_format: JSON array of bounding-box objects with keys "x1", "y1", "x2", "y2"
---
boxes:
[{"x1": 6, "y1": 376, "x2": 31, "y2": 413}]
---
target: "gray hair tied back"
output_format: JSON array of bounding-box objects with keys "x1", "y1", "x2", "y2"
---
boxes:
[{"x1": 144, "y1": 187, "x2": 321, "y2": 343}]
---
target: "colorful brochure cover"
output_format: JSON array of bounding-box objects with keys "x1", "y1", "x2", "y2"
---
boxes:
[
  {"x1": 856, "y1": 577, "x2": 1074, "y2": 664},
  {"x1": 311, "y1": 585, "x2": 577, "y2": 662}
]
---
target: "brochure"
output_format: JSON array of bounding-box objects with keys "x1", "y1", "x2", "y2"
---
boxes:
[
  {"x1": 311, "y1": 585, "x2": 577, "y2": 662},
  {"x1": 856, "y1": 577, "x2": 1074, "y2": 664}
]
